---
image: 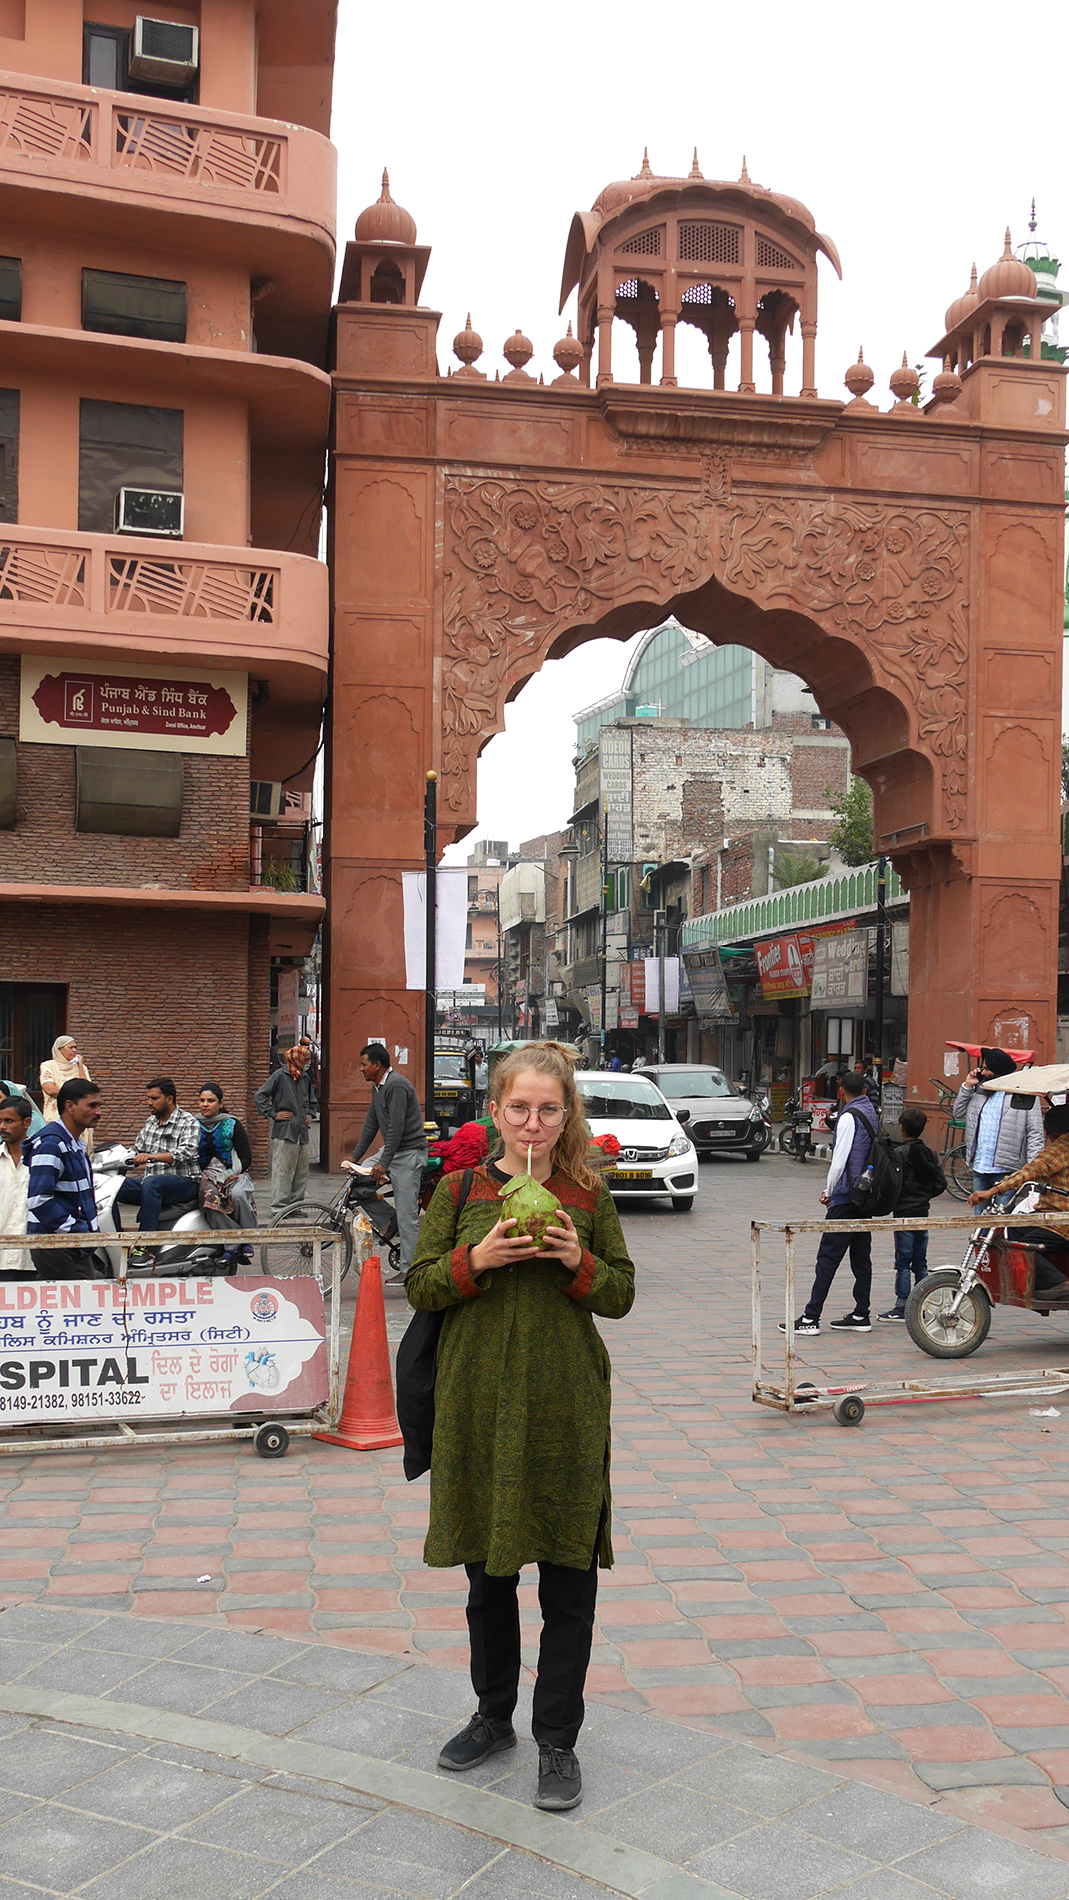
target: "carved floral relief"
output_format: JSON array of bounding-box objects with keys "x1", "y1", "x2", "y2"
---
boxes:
[{"x1": 441, "y1": 475, "x2": 970, "y2": 831}]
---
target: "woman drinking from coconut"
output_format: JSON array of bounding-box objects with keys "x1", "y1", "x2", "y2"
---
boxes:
[{"x1": 406, "y1": 1040, "x2": 634, "y2": 1812}]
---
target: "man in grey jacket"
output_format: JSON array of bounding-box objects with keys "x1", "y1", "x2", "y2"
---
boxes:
[
  {"x1": 350, "y1": 1043, "x2": 427, "y2": 1283},
  {"x1": 953, "y1": 1047, "x2": 1043, "y2": 1195},
  {"x1": 254, "y1": 1046, "x2": 317, "y2": 1218}
]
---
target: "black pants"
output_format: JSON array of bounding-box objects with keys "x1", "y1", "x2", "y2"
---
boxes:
[
  {"x1": 465, "y1": 1542, "x2": 599, "y2": 1749},
  {"x1": 30, "y1": 1247, "x2": 107, "y2": 1280},
  {"x1": 804, "y1": 1203, "x2": 872, "y2": 1322},
  {"x1": 1012, "y1": 1228, "x2": 1069, "y2": 1293}
]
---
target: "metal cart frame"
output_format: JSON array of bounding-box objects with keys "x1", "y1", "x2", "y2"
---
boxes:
[{"x1": 752, "y1": 1210, "x2": 1069, "y2": 1426}]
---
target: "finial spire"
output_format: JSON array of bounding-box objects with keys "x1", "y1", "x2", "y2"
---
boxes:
[
  {"x1": 689, "y1": 147, "x2": 702, "y2": 179},
  {"x1": 739, "y1": 155, "x2": 750, "y2": 183},
  {"x1": 1029, "y1": 197, "x2": 1037, "y2": 235},
  {"x1": 1002, "y1": 226, "x2": 1013, "y2": 259},
  {"x1": 639, "y1": 147, "x2": 652, "y2": 177},
  {"x1": 379, "y1": 168, "x2": 392, "y2": 199}
]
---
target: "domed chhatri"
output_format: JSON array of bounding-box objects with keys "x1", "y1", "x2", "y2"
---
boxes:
[
  {"x1": 843, "y1": 347, "x2": 875, "y2": 407},
  {"x1": 978, "y1": 229, "x2": 1036, "y2": 303},
  {"x1": 355, "y1": 169, "x2": 418, "y2": 246},
  {"x1": 944, "y1": 264, "x2": 980, "y2": 337}
]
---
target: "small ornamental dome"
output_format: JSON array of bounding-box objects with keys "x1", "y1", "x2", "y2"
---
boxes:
[
  {"x1": 977, "y1": 229, "x2": 1036, "y2": 303},
  {"x1": 944, "y1": 263, "x2": 980, "y2": 335},
  {"x1": 355, "y1": 169, "x2": 417, "y2": 246}
]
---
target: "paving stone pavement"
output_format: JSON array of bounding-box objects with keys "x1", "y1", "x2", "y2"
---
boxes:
[
  {"x1": 1, "y1": 1152, "x2": 1069, "y2": 1869},
  {"x1": 0, "y1": 1601, "x2": 1068, "y2": 1899}
]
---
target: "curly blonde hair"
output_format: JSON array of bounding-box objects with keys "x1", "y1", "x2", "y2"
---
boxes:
[{"x1": 489, "y1": 1042, "x2": 600, "y2": 1192}]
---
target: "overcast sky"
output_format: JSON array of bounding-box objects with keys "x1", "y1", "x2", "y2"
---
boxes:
[{"x1": 331, "y1": 0, "x2": 1068, "y2": 862}]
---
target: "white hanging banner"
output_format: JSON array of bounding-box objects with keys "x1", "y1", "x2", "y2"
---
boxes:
[
  {"x1": 403, "y1": 869, "x2": 468, "y2": 990},
  {"x1": 643, "y1": 957, "x2": 680, "y2": 1014}
]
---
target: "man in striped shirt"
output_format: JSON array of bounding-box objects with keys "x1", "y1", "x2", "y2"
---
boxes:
[{"x1": 26, "y1": 1078, "x2": 103, "y2": 1278}]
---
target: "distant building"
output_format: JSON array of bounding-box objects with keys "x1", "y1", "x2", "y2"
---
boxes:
[{"x1": 574, "y1": 619, "x2": 827, "y2": 749}]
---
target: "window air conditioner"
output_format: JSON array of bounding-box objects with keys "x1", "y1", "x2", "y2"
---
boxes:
[
  {"x1": 115, "y1": 487, "x2": 184, "y2": 538},
  {"x1": 250, "y1": 781, "x2": 285, "y2": 823},
  {"x1": 128, "y1": 17, "x2": 199, "y2": 85}
]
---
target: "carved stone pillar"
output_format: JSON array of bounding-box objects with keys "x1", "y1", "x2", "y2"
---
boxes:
[
  {"x1": 801, "y1": 322, "x2": 817, "y2": 397},
  {"x1": 659, "y1": 312, "x2": 677, "y2": 387},
  {"x1": 596, "y1": 306, "x2": 613, "y2": 386},
  {"x1": 737, "y1": 317, "x2": 756, "y2": 394}
]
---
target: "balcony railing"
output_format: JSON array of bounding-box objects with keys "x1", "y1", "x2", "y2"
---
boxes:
[
  {"x1": 0, "y1": 525, "x2": 328, "y2": 680},
  {"x1": 0, "y1": 77, "x2": 334, "y2": 240}
]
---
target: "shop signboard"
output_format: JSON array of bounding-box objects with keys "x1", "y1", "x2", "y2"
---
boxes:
[
  {"x1": 891, "y1": 920, "x2": 909, "y2": 996},
  {"x1": 681, "y1": 947, "x2": 737, "y2": 1022},
  {"x1": 599, "y1": 728, "x2": 633, "y2": 861},
  {"x1": 811, "y1": 929, "x2": 869, "y2": 1005},
  {"x1": 0, "y1": 1277, "x2": 326, "y2": 1425},
  {"x1": 20, "y1": 656, "x2": 247, "y2": 756},
  {"x1": 619, "y1": 1006, "x2": 639, "y2": 1028},
  {"x1": 755, "y1": 934, "x2": 812, "y2": 1000},
  {"x1": 541, "y1": 998, "x2": 559, "y2": 1027},
  {"x1": 629, "y1": 960, "x2": 646, "y2": 1011}
]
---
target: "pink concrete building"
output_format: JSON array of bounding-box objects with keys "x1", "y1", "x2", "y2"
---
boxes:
[{"x1": 0, "y1": 0, "x2": 336, "y2": 1142}]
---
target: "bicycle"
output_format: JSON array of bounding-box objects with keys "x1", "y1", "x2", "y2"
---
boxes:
[
  {"x1": 928, "y1": 1077, "x2": 971, "y2": 1201},
  {"x1": 260, "y1": 1177, "x2": 359, "y2": 1296}
]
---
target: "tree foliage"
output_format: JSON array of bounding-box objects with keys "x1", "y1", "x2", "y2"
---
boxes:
[
  {"x1": 826, "y1": 779, "x2": 875, "y2": 866},
  {"x1": 773, "y1": 848, "x2": 822, "y2": 889}
]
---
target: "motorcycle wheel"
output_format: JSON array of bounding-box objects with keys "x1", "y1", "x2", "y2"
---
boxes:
[
  {"x1": 777, "y1": 1128, "x2": 792, "y2": 1154},
  {"x1": 262, "y1": 1204, "x2": 352, "y2": 1299},
  {"x1": 905, "y1": 1269, "x2": 991, "y2": 1358},
  {"x1": 946, "y1": 1145, "x2": 973, "y2": 1203}
]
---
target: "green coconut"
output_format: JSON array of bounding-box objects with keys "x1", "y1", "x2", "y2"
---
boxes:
[{"x1": 498, "y1": 1169, "x2": 564, "y2": 1249}]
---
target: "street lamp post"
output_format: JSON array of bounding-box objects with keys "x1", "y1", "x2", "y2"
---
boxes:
[
  {"x1": 559, "y1": 837, "x2": 579, "y2": 1048},
  {"x1": 600, "y1": 815, "x2": 610, "y2": 1062}
]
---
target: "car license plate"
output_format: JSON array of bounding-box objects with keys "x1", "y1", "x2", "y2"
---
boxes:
[{"x1": 607, "y1": 1168, "x2": 653, "y2": 1182}]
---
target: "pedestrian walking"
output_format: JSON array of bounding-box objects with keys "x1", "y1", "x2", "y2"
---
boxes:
[
  {"x1": 26, "y1": 1078, "x2": 104, "y2": 1277},
  {"x1": 349, "y1": 1043, "x2": 427, "y2": 1283},
  {"x1": 877, "y1": 1107, "x2": 947, "y2": 1322},
  {"x1": 254, "y1": 1045, "x2": 315, "y2": 1217},
  {"x1": 116, "y1": 1078, "x2": 201, "y2": 1264},
  {"x1": 954, "y1": 1047, "x2": 1043, "y2": 1195},
  {"x1": 406, "y1": 1041, "x2": 634, "y2": 1813},
  {"x1": 196, "y1": 1083, "x2": 257, "y2": 1255},
  {"x1": 0, "y1": 1094, "x2": 32, "y2": 1277},
  {"x1": 782, "y1": 1070, "x2": 878, "y2": 1334}
]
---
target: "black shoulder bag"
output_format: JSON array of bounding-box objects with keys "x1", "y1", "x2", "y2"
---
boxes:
[{"x1": 395, "y1": 1168, "x2": 473, "y2": 1482}]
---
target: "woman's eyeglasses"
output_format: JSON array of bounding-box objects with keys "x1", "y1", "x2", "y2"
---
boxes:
[{"x1": 500, "y1": 1102, "x2": 566, "y2": 1128}]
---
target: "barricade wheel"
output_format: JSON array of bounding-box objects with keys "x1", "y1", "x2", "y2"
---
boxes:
[
  {"x1": 905, "y1": 1270, "x2": 991, "y2": 1358},
  {"x1": 832, "y1": 1394, "x2": 865, "y2": 1426},
  {"x1": 254, "y1": 1423, "x2": 290, "y2": 1458}
]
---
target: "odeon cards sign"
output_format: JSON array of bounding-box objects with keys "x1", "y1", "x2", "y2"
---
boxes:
[{"x1": 19, "y1": 656, "x2": 248, "y2": 755}]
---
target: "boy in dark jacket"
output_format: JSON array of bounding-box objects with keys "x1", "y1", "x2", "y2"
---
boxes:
[{"x1": 878, "y1": 1107, "x2": 947, "y2": 1321}]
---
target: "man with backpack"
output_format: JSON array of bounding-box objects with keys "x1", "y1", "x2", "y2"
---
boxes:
[
  {"x1": 781, "y1": 1072, "x2": 878, "y2": 1336},
  {"x1": 877, "y1": 1107, "x2": 947, "y2": 1322}
]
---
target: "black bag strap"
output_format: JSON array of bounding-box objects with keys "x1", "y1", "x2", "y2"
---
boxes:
[{"x1": 454, "y1": 1167, "x2": 474, "y2": 1221}]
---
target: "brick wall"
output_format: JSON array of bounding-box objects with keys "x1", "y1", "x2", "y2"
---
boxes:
[
  {"x1": 0, "y1": 658, "x2": 250, "y2": 890},
  {"x1": 2, "y1": 901, "x2": 270, "y2": 1169}
]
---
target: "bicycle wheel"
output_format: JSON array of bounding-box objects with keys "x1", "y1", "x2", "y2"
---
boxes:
[
  {"x1": 947, "y1": 1145, "x2": 972, "y2": 1202},
  {"x1": 261, "y1": 1204, "x2": 352, "y2": 1297}
]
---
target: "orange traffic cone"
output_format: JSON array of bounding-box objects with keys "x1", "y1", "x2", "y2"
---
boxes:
[{"x1": 314, "y1": 1255, "x2": 404, "y2": 1451}]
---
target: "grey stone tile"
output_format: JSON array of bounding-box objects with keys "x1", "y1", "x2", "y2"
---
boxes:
[
  {"x1": 0, "y1": 1604, "x2": 102, "y2": 1645},
  {"x1": 293, "y1": 1701, "x2": 451, "y2": 1760},
  {"x1": 204, "y1": 1676, "x2": 350, "y2": 1736},
  {"x1": 314, "y1": 1807, "x2": 500, "y2": 1898},
  {"x1": 0, "y1": 1638, "x2": 65, "y2": 1679},
  {"x1": 66, "y1": 1756, "x2": 243, "y2": 1828},
  {"x1": 35, "y1": 1722, "x2": 148, "y2": 1752},
  {"x1": 743, "y1": 1683, "x2": 857, "y2": 1710},
  {"x1": 259, "y1": 1876, "x2": 398, "y2": 1900},
  {"x1": 180, "y1": 1783, "x2": 367, "y2": 1862},
  {"x1": 903, "y1": 1829, "x2": 1069, "y2": 1899},
  {"x1": 915, "y1": 1758, "x2": 1048, "y2": 1790},
  {"x1": 991, "y1": 1726, "x2": 1069, "y2": 1750},
  {"x1": 20, "y1": 1647, "x2": 150, "y2": 1697},
  {"x1": 104, "y1": 1657, "x2": 252, "y2": 1715},
  {"x1": 834, "y1": 1877, "x2": 970, "y2": 1900},
  {"x1": 79, "y1": 1835, "x2": 284, "y2": 1899},
  {"x1": 174, "y1": 1629, "x2": 310, "y2": 1676},
  {"x1": 593, "y1": 1782, "x2": 750, "y2": 1860},
  {"x1": 143, "y1": 1741, "x2": 269, "y2": 1782},
  {"x1": 459, "y1": 1850, "x2": 613, "y2": 1899},
  {"x1": 0, "y1": 1806, "x2": 155, "y2": 1888},
  {"x1": 0, "y1": 1729, "x2": 129, "y2": 1798},
  {"x1": 674, "y1": 1746, "x2": 839, "y2": 1816},
  {"x1": 0, "y1": 1794, "x2": 36, "y2": 1825},
  {"x1": 702, "y1": 1711, "x2": 776, "y2": 1740},
  {"x1": 261, "y1": 1773, "x2": 383, "y2": 1812},
  {"x1": 867, "y1": 1702, "x2": 987, "y2": 1729},
  {"x1": 580, "y1": 1710, "x2": 722, "y2": 1774},
  {"x1": 369, "y1": 1669, "x2": 495, "y2": 1721},
  {"x1": 791, "y1": 1781, "x2": 961, "y2": 1859},
  {"x1": 689, "y1": 1820, "x2": 873, "y2": 1900},
  {"x1": 270, "y1": 1649, "x2": 412, "y2": 1696}
]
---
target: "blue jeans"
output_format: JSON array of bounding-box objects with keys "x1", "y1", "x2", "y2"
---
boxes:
[
  {"x1": 117, "y1": 1174, "x2": 198, "y2": 1232},
  {"x1": 973, "y1": 1169, "x2": 1012, "y2": 1210},
  {"x1": 893, "y1": 1229, "x2": 928, "y2": 1310}
]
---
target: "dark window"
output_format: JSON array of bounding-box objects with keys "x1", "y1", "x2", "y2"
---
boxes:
[
  {"x1": 0, "y1": 258, "x2": 21, "y2": 324},
  {"x1": 78, "y1": 399, "x2": 182, "y2": 535},
  {"x1": 0, "y1": 389, "x2": 18, "y2": 526},
  {"x1": 82, "y1": 269, "x2": 186, "y2": 343},
  {"x1": 0, "y1": 984, "x2": 66, "y2": 1099},
  {"x1": 75, "y1": 747, "x2": 183, "y2": 838},
  {"x1": 82, "y1": 23, "x2": 128, "y2": 89}
]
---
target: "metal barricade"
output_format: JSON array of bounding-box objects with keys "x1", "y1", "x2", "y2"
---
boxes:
[
  {"x1": 752, "y1": 1210, "x2": 1069, "y2": 1427},
  {"x1": 0, "y1": 1227, "x2": 345, "y2": 1457}
]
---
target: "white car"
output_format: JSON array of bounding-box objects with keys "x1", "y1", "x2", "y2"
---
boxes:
[{"x1": 575, "y1": 1071, "x2": 698, "y2": 1212}]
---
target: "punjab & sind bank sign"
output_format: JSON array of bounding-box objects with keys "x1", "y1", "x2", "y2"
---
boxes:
[{"x1": 19, "y1": 656, "x2": 247, "y2": 755}]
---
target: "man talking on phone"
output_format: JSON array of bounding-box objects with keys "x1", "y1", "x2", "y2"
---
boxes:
[{"x1": 953, "y1": 1048, "x2": 1043, "y2": 1197}]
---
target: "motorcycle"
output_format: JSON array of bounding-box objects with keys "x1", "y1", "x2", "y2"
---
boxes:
[
  {"x1": 92, "y1": 1144, "x2": 248, "y2": 1277},
  {"x1": 740, "y1": 1085, "x2": 773, "y2": 1153},
  {"x1": 777, "y1": 1092, "x2": 815, "y2": 1162},
  {"x1": 905, "y1": 1183, "x2": 1069, "y2": 1358}
]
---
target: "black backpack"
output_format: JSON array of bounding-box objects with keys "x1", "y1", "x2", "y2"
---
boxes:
[
  {"x1": 395, "y1": 1168, "x2": 473, "y2": 1482},
  {"x1": 846, "y1": 1111, "x2": 904, "y2": 1219}
]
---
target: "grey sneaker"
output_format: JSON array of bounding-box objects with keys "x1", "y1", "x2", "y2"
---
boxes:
[
  {"x1": 437, "y1": 1713, "x2": 516, "y2": 1771},
  {"x1": 536, "y1": 1744, "x2": 582, "y2": 1810}
]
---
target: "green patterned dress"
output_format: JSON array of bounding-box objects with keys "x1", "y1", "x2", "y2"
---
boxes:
[{"x1": 406, "y1": 1163, "x2": 635, "y2": 1576}]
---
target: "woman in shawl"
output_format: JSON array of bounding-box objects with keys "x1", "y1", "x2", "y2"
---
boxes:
[
  {"x1": 40, "y1": 1037, "x2": 93, "y2": 1153},
  {"x1": 407, "y1": 1041, "x2": 634, "y2": 1816},
  {"x1": 196, "y1": 1083, "x2": 257, "y2": 1260}
]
